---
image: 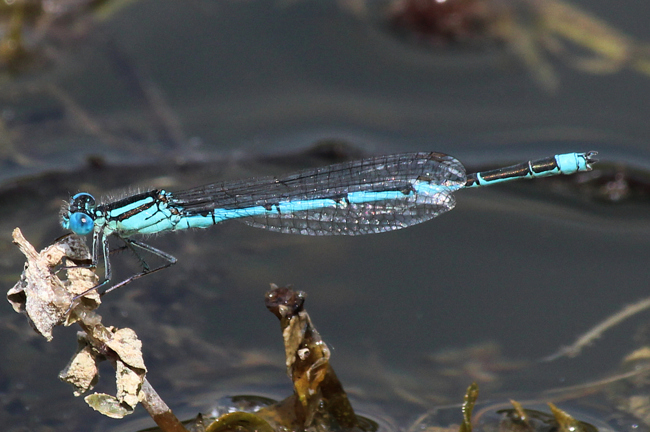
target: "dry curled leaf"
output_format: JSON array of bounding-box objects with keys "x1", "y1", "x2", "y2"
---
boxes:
[
  {"x1": 59, "y1": 342, "x2": 99, "y2": 396},
  {"x1": 85, "y1": 393, "x2": 134, "y2": 419},
  {"x1": 7, "y1": 228, "x2": 100, "y2": 340}
]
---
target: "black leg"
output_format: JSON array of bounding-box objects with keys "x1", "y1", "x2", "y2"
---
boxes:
[
  {"x1": 120, "y1": 237, "x2": 151, "y2": 272},
  {"x1": 100, "y1": 238, "x2": 177, "y2": 295},
  {"x1": 68, "y1": 235, "x2": 177, "y2": 307},
  {"x1": 71, "y1": 233, "x2": 111, "y2": 302}
]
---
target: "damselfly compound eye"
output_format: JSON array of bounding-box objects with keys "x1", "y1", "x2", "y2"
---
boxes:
[{"x1": 69, "y1": 212, "x2": 94, "y2": 236}]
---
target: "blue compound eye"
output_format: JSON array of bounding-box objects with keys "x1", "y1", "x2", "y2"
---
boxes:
[
  {"x1": 69, "y1": 212, "x2": 94, "y2": 236},
  {"x1": 70, "y1": 193, "x2": 96, "y2": 213}
]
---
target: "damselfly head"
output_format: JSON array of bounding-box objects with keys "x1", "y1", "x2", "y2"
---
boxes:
[{"x1": 61, "y1": 193, "x2": 97, "y2": 236}]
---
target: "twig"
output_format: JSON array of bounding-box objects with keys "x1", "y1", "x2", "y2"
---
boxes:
[{"x1": 542, "y1": 296, "x2": 650, "y2": 361}]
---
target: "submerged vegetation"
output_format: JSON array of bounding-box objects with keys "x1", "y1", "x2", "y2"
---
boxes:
[
  {"x1": 8, "y1": 228, "x2": 650, "y2": 432},
  {"x1": 340, "y1": 0, "x2": 650, "y2": 90}
]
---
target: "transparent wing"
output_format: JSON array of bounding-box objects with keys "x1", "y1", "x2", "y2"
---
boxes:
[
  {"x1": 240, "y1": 190, "x2": 456, "y2": 235},
  {"x1": 171, "y1": 152, "x2": 466, "y2": 212}
]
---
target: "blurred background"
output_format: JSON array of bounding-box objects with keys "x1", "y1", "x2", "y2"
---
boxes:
[{"x1": 1, "y1": 0, "x2": 650, "y2": 431}]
